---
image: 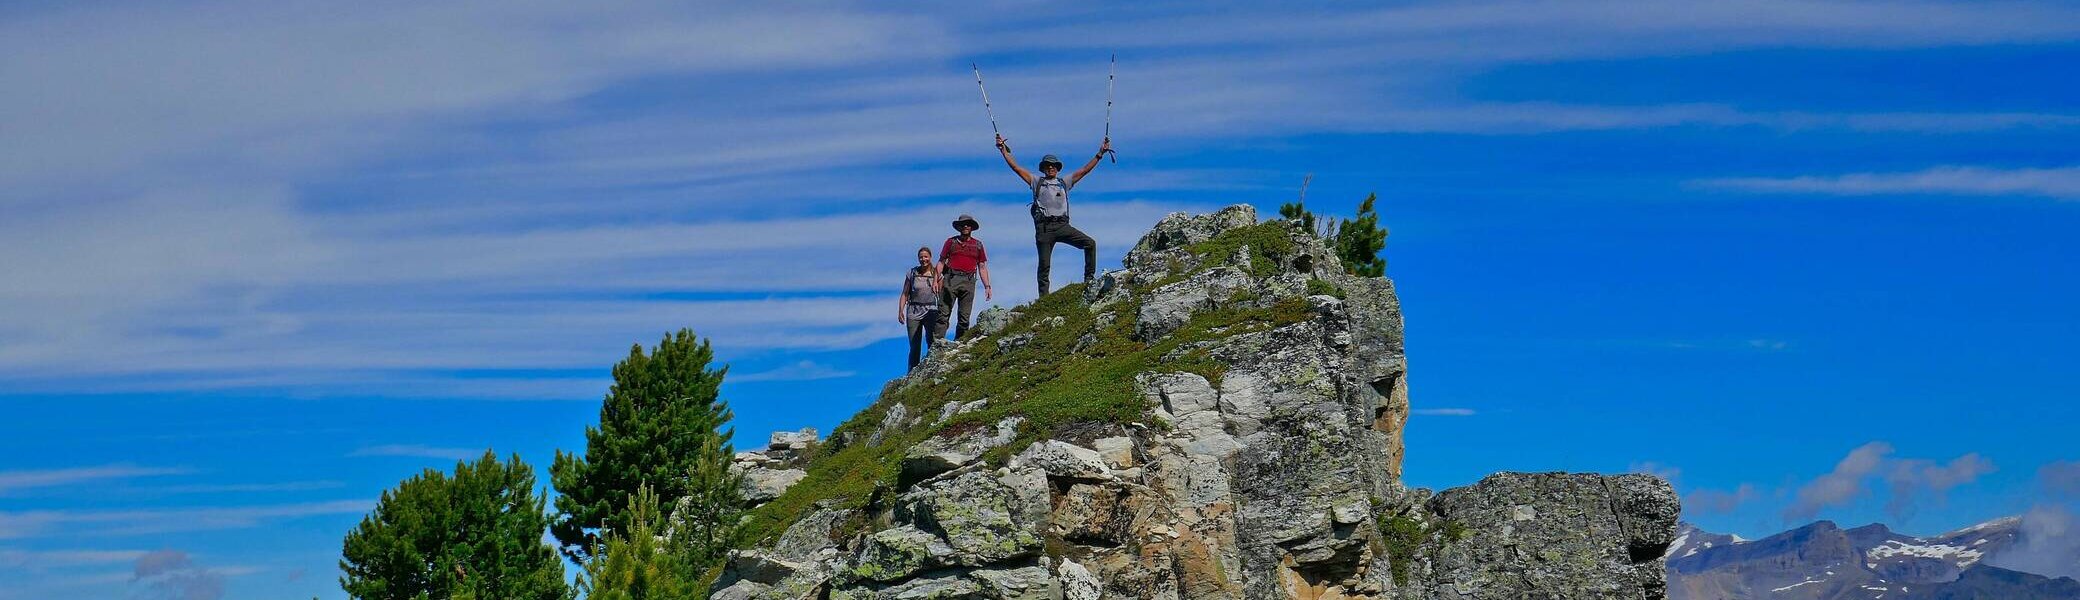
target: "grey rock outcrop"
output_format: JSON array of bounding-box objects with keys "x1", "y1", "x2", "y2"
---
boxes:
[
  {"x1": 733, "y1": 428, "x2": 820, "y2": 507},
  {"x1": 714, "y1": 206, "x2": 1677, "y2": 600},
  {"x1": 1388, "y1": 473, "x2": 1678, "y2": 600}
]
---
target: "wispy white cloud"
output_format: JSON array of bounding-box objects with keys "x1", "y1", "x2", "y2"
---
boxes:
[
  {"x1": 2, "y1": 0, "x2": 2075, "y2": 399},
  {"x1": 0, "y1": 548, "x2": 149, "y2": 570},
  {"x1": 0, "y1": 500, "x2": 372, "y2": 540},
  {"x1": 140, "y1": 481, "x2": 346, "y2": 495},
  {"x1": 0, "y1": 198, "x2": 1194, "y2": 393},
  {"x1": 0, "y1": 465, "x2": 189, "y2": 495},
  {"x1": 347, "y1": 445, "x2": 483, "y2": 461},
  {"x1": 1698, "y1": 165, "x2": 2080, "y2": 200},
  {"x1": 1747, "y1": 339, "x2": 1791, "y2": 351},
  {"x1": 733, "y1": 360, "x2": 859, "y2": 383},
  {"x1": 993, "y1": 1, "x2": 2080, "y2": 54},
  {"x1": 1410, "y1": 408, "x2": 1478, "y2": 416},
  {"x1": 0, "y1": 1, "x2": 946, "y2": 193}
]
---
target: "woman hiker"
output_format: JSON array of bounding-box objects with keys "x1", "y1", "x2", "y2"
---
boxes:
[
  {"x1": 995, "y1": 134, "x2": 1110, "y2": 296},
  {"x1": 936, "y1": 214, "x2": 993, "y2": 341},
  {"x1": 898, "y1": 246, "x2": 944, "y2": 371}
]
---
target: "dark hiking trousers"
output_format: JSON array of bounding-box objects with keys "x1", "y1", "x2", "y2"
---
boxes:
[
  {"x1": 937, "y1": 271, "x2": 979, "y2": 340},
  {"x1": 1034, "y1": 217, "x2": 1096, "y2": 296},
  {"x1": 906, "y1": 308, "x2": 940, "y2": 370}
]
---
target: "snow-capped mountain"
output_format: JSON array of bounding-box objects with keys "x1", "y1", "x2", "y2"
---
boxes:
[{"x1": 1667, "y1": 517, "x2": 2080, "y2": 599}]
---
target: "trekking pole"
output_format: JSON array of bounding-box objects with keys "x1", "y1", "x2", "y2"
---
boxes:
[
  {"x1": 1102, "y1": 54, "x2": 1117, "y2": 163},
  {"x1": 973, "y1": 63, "x2": 1000, "y2": 137}
]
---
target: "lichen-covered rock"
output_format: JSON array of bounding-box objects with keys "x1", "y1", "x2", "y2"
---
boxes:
[
  {"x1": 720, "y1": 206, "x2": 1675, "y2": 600},
  {"x1": 1008, "y1": 440, "x2": 1108, "y2": 480},
  {"x1": 1123, "y1": 205, "x2": 1259, "y2": 276},
  {"x1": 851, "y1": 526, "x2": 958, "y2": 582},
  {"x1": 971, "y1": 564, "x2": 1055, "y2": 600},
  {"x1": 898, "y1": 469, "x2": 1046, "y2": 565},
  {"x1": 900, "y1": 417, "x2": 1021, "y2": 485},
  {"x1": 972, "y1": 306, "x2": 1018, "y2": 337},
  {"x1": 1136, "y1": 265, "x2": 1252, "y2": 341},
  {"x1": 712, "y1": 505, "x2": 853, "y2": 600},
  {"x1": 1058, "y1": 559, "x2": 1103, "y2": 600},
  {"x1": 1393, "y1": 472, "x2": 1680, "y2": 600}
]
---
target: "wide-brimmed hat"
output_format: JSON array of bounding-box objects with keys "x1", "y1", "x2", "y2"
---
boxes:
[
  {"x1": 1038, "y1": 154, "x2": 1064, "y2": 169},
  {"x1": 952, "y1": 214, "x2": 981, "y2": 230}
]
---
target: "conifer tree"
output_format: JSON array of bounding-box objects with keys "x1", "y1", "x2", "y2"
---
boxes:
[
  {"x1": 1279, "y1": 193, "x2": 1389, "y2": 277},
  {"x1": 579, "y1": 486, "x2": 695, "y2": 600},
  {"x1": 1335, "y1": 194, "x2": 1388, "y2": 277},
  {"x1": 669, "y1": 432, "x2": 742, "y2": 571},
  {"x1": 551, "y1": 329, "x2": 741, "y2": 565},
  {"x1": 339, "y1": 451, "x2": 568, "y2": 600}
]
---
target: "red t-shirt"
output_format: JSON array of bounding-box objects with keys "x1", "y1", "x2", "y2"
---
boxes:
[{"x1": 941, "y1": 235, "x2": 987, "y2": 273}]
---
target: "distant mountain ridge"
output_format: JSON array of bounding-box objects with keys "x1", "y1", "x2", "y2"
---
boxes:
[{"x1": 1668, "y1": 517, "x2": 2080, "y2": 599}]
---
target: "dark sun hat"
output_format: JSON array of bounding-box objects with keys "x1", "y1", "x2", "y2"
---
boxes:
[
  {"x1": 952, "y1": 214, "x2": 981, "y2": 230},
  {"x1": 1038, "y1": 154, "x2": 1064, "y2": 169}
]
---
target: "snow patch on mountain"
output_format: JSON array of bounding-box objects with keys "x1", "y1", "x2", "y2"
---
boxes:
[{"x1": 1865, "y1": 540, "x2": 1983, "y2": 565}]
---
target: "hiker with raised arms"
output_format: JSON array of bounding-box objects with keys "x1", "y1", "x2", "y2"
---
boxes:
[
  {"x1": 996, "y1": 133, "x2": 1110, "y2": 296},
  {"x1": 898, "y1": 246, "x2": 944, "y2": 370},
  {"x1": 936, "y1": 214, "x2": 992, "y2": 341}
]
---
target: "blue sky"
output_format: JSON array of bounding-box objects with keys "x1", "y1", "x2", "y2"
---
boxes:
[{"x1": 3, "y1": 1, "x2": 2078, "y2": 598}]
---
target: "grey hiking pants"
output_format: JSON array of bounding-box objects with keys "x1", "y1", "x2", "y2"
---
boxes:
[
  {"x1": 937, "y1": 271, "x2": 979, "y2": 341},
  {"x1": 1034, "y1": 217, "x2": 1096, "y2": 296},
  {"x1": 906, "y1": 307, "x2": 940, "y2": 370}
]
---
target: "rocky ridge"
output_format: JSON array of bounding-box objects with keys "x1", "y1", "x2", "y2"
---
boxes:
[{"x1": 718, "y1": 206, "x2": 1679, "y2": 599}]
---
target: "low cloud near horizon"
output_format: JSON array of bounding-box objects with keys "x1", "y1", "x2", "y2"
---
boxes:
[
  {"x1": 1782, "y1": 442, "x2": 1994, "y2": 523},
  {"x1": 131, "y1": 549, "x2": 230, "y2": 600}
]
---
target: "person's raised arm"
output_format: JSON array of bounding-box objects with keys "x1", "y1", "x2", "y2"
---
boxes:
[
  {"x1": 998, "y1": 134, "x2": 1034, "y2": 187},
  {"x1": 1068, "y1": 138, "x2": 1110, "y2": 187}
]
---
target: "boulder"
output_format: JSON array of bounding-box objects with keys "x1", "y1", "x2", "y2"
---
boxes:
[
  {"x1": 739, "y1": 467, "x2": 807, "y2": 505},
  {"x1": 972, "y1": 306, "x2": 1018, "y2": 337},
  {"x1": 897, "y1": 470, "x2": 1045, "y2": 565},
  {"x1": 899, "y1": 417, "x2": 1021, "y2": 486},
  {"x1": 770, "y1": 427, "x2": 819, "y2": 450},
  {"x1": 850, "y1": 526, "x2": 957, "y2": 582},
  {"x1": 1404, "y1": 472, "x2": 1680, "y2": 599},
  {"x1": 1007, "y1": 440, "x2": 1108, "y2": 480}
]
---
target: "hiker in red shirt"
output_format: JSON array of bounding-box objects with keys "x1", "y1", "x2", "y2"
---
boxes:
[{"x1": 936, "y1": 214, "x2": 994, "y2": 341}]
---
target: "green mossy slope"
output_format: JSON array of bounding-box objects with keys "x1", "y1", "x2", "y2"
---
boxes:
[{"x1": 738, "y1": 221, "x2": 1316, "y2": 546}]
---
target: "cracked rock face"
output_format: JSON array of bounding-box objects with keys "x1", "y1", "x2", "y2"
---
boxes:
[
  {"x1": 1393, "y1": 473, "x2": 1680, "y2": 600},
  {"x1": 713, "y1": 206, "x2": 1677, "y2": 599}
]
